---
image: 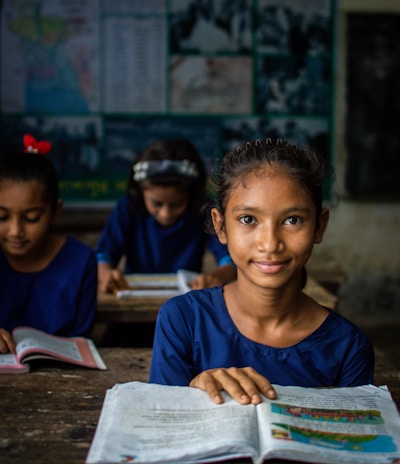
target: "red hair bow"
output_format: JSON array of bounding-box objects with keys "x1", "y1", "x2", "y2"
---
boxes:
[{"x1": 23, "y1": 134, "x2": 52, "y2": 155}]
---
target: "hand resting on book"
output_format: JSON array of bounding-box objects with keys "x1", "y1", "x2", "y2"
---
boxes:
[
  {"x1": 0, "y1": 328, "x2": 16, "y2": 354},
  {"x1": 190, "y1": 365, "x2": 277, "y2": 405}
]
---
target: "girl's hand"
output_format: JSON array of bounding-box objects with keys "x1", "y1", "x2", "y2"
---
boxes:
[
  {"x1": 98, "y1": 264, "x2": 129, "y2": 294},
  {"x1": 189, "y1": 366, "x2": 277, "y2": 405},
  {"x1": 0, "y1": 329, "x2": 16, "y2": 354},
  {"x1": 190, "y1": 265, "x2": 237, "y2": 290}
]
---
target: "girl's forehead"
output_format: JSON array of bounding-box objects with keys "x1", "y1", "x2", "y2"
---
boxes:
[
  {"x1": 227, "y1": 168, "x2": 313, "y2": 206},
  {"x1": 233, "y1": 165, "x2": 289, "y2": 188},
  {"x1": 0, "y1": 179, "x2": 48, "y2": 203}
]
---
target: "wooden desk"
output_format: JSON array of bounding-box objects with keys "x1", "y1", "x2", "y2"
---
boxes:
[
  {"x1": 1, "y1": 328, "x2": 398, "y2": 464},
  {"x1": 96, "y1": 292, "x2": 167, "y2": 323},
  {"x1": 96, "y1": 277, "x2": 338, "y2": 324},
  {"x1": 0, "y1": 348, "x2": 152, "y2": 464}
]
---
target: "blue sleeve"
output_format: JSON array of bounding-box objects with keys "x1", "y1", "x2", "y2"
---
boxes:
[
  {"x1": 96, "y1": 196, "x2": 132, "y2": 267},
  {"x1": 70, "y1": 249, "x2": 97, "y2": 338},
  {"x1": 337, "y1": 330, "x2": 375, "y2": 386},
  {"x1": 206, "y1": 233, "x2": 235, "y2": 268},
  {"x1": 150, "y1": 299, "x2": 195, "y2": 386}
]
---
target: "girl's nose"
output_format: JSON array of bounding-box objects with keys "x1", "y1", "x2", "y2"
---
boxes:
[
  {"x1": 157, "y1": 205, "x2": 176, "y2": 225},
  {"x1": 257, "y1": 223, "x2": 281, "y2": 253},
  {"x1": 158, "y1": 205, "x2": 172, "y2": 220},
  {"x1": 8, "y1": 218, "x2": 24, "y2": 238}
]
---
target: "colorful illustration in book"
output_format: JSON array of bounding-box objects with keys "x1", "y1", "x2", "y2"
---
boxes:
[
  {"x1": 120, "y1": 454, "x2": 137, "y2": 462},
  {"x1": 271, "y1": 403, "x2": 383, "y2": 424},
  {"x1": 271, "y1": 423, "x2": 397, "y2": 453}
]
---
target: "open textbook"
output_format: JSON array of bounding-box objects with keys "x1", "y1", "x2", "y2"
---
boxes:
[
  {"x1": 0, "y1": 326, "x2": 107, "y2": 373},
  {"x1": 116, "y1": 269, "x2": 198, "y2": 299},
  {"x1": 86, "y1": 381, "x2": 400, "y2": 464}
]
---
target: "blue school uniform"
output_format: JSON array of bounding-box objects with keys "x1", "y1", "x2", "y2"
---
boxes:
[
  {"x1": 0, "y1": 236, "x2": 97, "y2": 338},
  {"x1": 95, "y1": 195, "x2": 232, "y2": 273},
  {"x1": 150, "y1": 286, "x2": 374, "y2": 387}
]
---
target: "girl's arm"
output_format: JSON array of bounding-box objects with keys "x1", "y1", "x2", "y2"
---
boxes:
[
  {"x1": 70, "y1": 251, "x2": 98, "y2": 338},
  {"x1": 190, "y1": 264, "x2": 236, "y2": 289},
  {"x1": 189, "y1": 234, "x2": 236, "y2": 289},
  {"x1": 95, "y1": 196, "x2": 132, "y2": 282},
  {"x1": 97, "y1": 262, "x2": 129, "y2": 294}
]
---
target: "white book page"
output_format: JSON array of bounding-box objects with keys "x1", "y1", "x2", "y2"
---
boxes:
[
  {"x1": 0, "y1": 353, "x2": 20, "y2": 367},
  {"x1": 125, "y1": 273, "x2": 178, "y2": 288},
  {"x1": 257, "y1": 384, "x2": 400, "y2": 464},
  {"x1": 14, "y1": 327, "x2": 83, "y2": 362},
  {"x1": 87, "y1": 381, "x2": 259, "y2": 464},
  {"x1": 0, "y1": 353, "x2": 30, "y2": 373},
  {"x1": 116, "y1": 270, "x2": 198, "y2": 299}
]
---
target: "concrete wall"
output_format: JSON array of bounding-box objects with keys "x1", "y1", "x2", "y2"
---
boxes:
[{"x1": 314, "y1": 0, "x2": 400, "y2": 326}]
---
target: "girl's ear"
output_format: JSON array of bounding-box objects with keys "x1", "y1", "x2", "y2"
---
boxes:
[
  {"x1": 211, "y1": 207, "x2": 227, "y2": 245},
  {"x1": 314, "y1": 208, "x2": 329, "y2": 244}
]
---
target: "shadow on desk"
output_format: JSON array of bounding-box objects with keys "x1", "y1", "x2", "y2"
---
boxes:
[{"x1": 97, "y1": 321, "x2": 156, "y2": 348}]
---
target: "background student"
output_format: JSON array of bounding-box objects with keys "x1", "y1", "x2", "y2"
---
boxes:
[
  {"x1": 96, "y1": 138, "x2": 236, "y2": 294},
  {"x1": 0, "y1": 135, "x2": 97, "y2": 354},
  {"x1": 150, "y1": 138, "x2": 374, "y2": 404}
]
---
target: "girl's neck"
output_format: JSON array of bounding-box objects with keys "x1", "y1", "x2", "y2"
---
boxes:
[{"x1": 223, "y1": 279, "x2": 328, "y2": 348}]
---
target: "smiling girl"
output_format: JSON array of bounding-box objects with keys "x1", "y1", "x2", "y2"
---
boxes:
[
  {"x1": 0, "y1": 138, "x2": 97, "y2": 353},
  {"x1": 149, "y1": 139, "x2": 374, "y2": 403}
]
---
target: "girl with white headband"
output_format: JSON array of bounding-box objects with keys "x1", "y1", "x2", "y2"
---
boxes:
[{"x1": 95, "y1": 139, "x2": 236, "y2": 345}]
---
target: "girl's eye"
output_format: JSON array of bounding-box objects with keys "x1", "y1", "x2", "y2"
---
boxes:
[
  {"x1": 284, "y1": 216, "x2": 302, "y2": 225},
  {"x1": 239, "y1": 215, "x2": 256, "y2": 225},
  {"x1": 151, "y1": 201, "x2": 163, "y2": 208},
  {"x1": 25, "y1": 215, "x2": 41, "y2": 223}
]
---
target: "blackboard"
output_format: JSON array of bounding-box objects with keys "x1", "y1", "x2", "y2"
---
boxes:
[{"x1": 345, "y1": 13, "x2": 400, "y2": 199}]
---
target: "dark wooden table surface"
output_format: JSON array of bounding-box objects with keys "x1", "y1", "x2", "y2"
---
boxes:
[
  {"x1": 96, "y1": 292, "x2": 167, "y2": 323},
  {"x1": 0, "y1": 348, "x2": 152, "y2": 464},
  {"x1": 0, "y1": 327, "x2": 399, "y2": 464}
]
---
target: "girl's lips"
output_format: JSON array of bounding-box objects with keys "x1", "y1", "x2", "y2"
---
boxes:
[
  {"x1": 253, "y1": 260, "x2": 288, "y2": 274},
  {"x1": 7, "y1": 240, "x2": 26, "y2": 249}
]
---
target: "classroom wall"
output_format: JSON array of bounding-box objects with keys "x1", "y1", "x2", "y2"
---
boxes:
[
  {"x1": 1, "y1": 0, "x2": 399, "y2": 325},
  {"x1": 315, "y1": 0, "x2": 400, "y2": 325}
]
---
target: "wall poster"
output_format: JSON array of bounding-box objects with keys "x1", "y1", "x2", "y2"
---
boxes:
[{"x1": 1, "y1": 0, "x2": 334, "y2": 205}]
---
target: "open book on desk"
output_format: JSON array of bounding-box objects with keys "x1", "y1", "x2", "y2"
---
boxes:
[
  {"x1": 86, "y1": 381, "x2": 400, "y2": 464},
  {"x1": 116, "y1": 269, "x2": 198, "y2": 299},
  {"x1": 0, "y1": 326, "x2": 107, "y2": 373}
]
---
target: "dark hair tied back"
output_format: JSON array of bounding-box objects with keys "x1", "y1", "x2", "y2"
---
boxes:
[{"x1": 211, "y1": 138, "x2": 334, "y2": 219}]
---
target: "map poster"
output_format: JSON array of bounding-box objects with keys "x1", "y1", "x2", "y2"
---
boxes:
[{"x1": 1, "y1": 0, "x2": 100, "y2": 113}]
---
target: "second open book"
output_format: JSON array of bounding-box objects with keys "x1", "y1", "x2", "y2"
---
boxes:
[
  {"x1": 86, "y1": 381, "x2": 400, "y2": 464},
  {"x1": 115, "y1": 269, "x2": 198, "y2": 299},
  {"x1": 0, "y1": 327, "x2": 107, "y2": 373}
]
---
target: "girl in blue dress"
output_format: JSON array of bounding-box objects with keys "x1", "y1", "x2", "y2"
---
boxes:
[
  {"x1": 0, "y1": 136, "x2": 97, "y2": 354},
  {"x1": 96, "y1": 139, "x2": 236, "y2": 294},
  {"x1": 150, "y1": 138, "x2": 374, "y2": 404}
]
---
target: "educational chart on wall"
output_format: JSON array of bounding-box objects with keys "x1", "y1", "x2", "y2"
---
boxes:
[
  {"x1": 0, "y1": 0, "x2": 333, "y2": 204},
  {"x1": 1, "y1": 0, "x2": 100, "y2": 114}
]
